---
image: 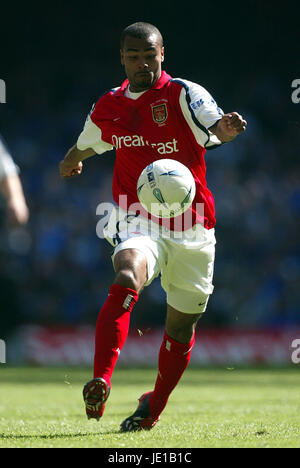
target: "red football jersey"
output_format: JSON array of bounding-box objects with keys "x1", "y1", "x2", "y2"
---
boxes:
[{"x1": 78, "y1": 71, "x2": 224, "y2": 230}]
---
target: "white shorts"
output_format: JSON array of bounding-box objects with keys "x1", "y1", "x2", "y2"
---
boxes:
[{"x1": 103, "y1": 206, "x2": 216, "y2": 314}]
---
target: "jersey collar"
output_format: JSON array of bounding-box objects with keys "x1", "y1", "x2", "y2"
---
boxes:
[{"x1": 115, "y1": 70, "x2": 172, "y2": 97}]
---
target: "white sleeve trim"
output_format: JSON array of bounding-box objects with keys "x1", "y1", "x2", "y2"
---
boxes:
[
  {"x1": 176, "y1": 78, "x2": 224, "y2": 149},
  {"x1": 77, "y1": 115, "x2": 113, "y2": 155},
  {"x1": 0, "y1": 137, "x2": 19, "y2": 181}
]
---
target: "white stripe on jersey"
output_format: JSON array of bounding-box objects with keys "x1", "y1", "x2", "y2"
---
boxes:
[{"x1": 175, "y1": 78, "x2": 224, "y2": 149}]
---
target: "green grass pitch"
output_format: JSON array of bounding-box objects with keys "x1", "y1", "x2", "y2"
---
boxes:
[{"x1": 0, "y1": 366, "x2": 299, "y2": 448}]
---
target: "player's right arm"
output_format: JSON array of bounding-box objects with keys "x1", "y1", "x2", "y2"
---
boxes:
[
  {"x1": 59, "y1": 145, "x2": 95, "y2": 179},
  {"x1": 59, "y1": 102, "x2": 114, "y2": 179}
]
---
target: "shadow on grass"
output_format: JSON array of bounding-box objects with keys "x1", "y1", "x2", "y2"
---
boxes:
[{"x1": 0, "y1": 429, "x2": 122, "y2": 440}]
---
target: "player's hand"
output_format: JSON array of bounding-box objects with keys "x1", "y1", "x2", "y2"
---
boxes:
[
  {"x1": 59, "y1": 159, "x2": 83, "y2": 178},
  {"x1": 218, "y1": 112, "x2": 247, "y2": 138}
]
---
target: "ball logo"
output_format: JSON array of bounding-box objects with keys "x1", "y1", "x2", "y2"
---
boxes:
[
  {"x1": 152, "y1": 103, "x2": 168, "y2": 124},
  {"x1": 180, "y1": 186, "x2": 193, "y2": 208},
  {"x1": 152, "y1": 188, "x2": 166, "y2": 204}
]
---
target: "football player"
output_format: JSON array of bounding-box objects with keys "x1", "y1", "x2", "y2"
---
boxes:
[{"x1": 59, "y1": 22, "x2": 246, "y2": 431}]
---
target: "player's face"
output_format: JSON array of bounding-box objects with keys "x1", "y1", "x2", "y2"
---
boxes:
[{"x1": 120, "y1": 34, "x2": 164, "y2": 92}]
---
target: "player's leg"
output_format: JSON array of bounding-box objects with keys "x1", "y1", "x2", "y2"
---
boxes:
[
  {"x1": 84, "y1": 247, "x2": 148, "y2": 420},
  {"x1": 144, "y1": 240, "x2": 215, "y2": 424},
  {"x1": 93, "y1": 248, "x2": 147, "y2": 383},
  {"x1": 120, "y1": 305, "x2": 201, "y2": 431},
  {"x1": 165, "y1": 304, "x2": 200, "y2": 343},
  {"x1": 145, "y1": 238, "x2": 215, "y2": 425},
  {"x1": 147, "y1": 305, "x2": 201, "y2": 420},
  {"x1": 120, "y1": 228, "x2": 216, "y2": 430}
]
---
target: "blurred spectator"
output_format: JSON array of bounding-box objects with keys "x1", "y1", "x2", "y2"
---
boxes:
[
  {"x1": 0, "y1": 134, "x2": 29, "y2": 338},
  {"x1": 0, "y1": 135, "x2": 29, "y2": 226}
]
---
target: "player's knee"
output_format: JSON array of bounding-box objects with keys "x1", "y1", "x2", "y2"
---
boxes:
[
  {"x1": 114, "y1": 268, "x2": 143, "y2": 293},
  {"x1": 166, "y1": 323, "x2": 196, "y2": 344},
  {"x1": 113, "y1": 249, "x2": 147, "y2": 292},
  {"x1": 166, "y1": 309, "x2": 200, "y2": 344}
]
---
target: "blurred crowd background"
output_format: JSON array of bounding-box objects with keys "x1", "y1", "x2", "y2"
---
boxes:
[{"x1": 0, "y1": 1, "x2": 299, "y2": 339}]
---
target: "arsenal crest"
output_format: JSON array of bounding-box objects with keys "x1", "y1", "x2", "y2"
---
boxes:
[{"x1": 152, "y1": 103, "x2": 168, "y2": 124}]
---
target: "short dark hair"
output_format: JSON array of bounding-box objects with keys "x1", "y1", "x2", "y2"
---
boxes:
[{"x1": 120, "y1": 22, "x2": 163, "y2": 49}]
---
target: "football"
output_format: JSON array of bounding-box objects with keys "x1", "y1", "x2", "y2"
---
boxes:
[{"x1": 137, "y1": 159, "x2": 196, "y2": 218}]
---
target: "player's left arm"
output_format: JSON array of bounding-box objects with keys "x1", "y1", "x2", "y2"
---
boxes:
[
  {"x1": 177, "y1": 80, "x2": 247, "y2": 148},
  {"x1": 209, "y1": 112, "x2": 247, "y2": 142}
]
